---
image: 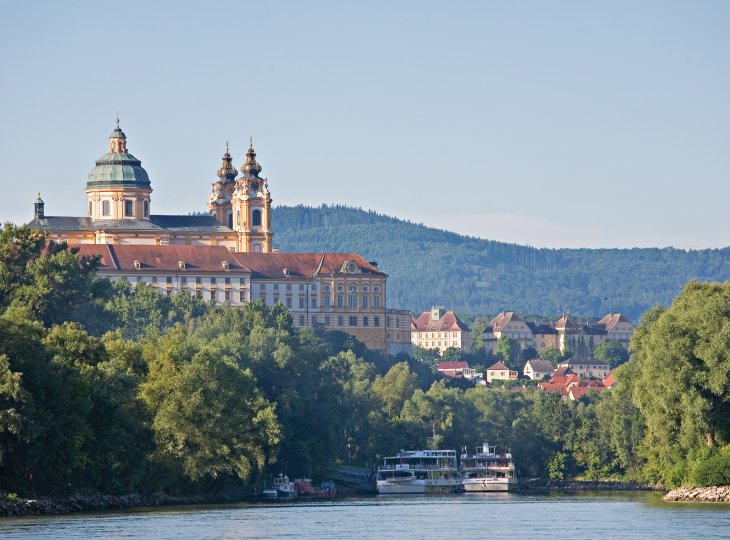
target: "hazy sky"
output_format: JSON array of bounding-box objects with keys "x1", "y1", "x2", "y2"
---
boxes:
[{"x1": 1, "y1": 0, "x2": 728, "y2": 249}]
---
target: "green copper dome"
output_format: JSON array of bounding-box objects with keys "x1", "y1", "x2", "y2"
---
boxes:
[
  {"x1": 86, "y1": 121, "x2": 151, "y2": 190},
  {"x1": 86, "y1": 152, "x2": 151, "y2": 189}
]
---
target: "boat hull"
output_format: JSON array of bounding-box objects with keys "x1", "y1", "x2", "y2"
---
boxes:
[
  {"x1": 462, "y1": 478, "x2": 516, "y2": 492},
  {"x1": 377, "y1": 479, "x2": 461, "y2": 494}
]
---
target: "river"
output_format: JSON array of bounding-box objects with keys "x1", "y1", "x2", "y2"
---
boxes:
[{"x1": 1, "y1": 491, "x2": 729, "y2": 539}]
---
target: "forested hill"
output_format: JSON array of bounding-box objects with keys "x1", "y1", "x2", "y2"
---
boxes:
[{"x1": 272, "y1": 204, "x2": 730, "y2": 321}]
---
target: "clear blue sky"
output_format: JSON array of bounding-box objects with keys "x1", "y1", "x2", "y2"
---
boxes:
[{"x1": 1, "y1": 0, "x2": 728, "y2": 248}]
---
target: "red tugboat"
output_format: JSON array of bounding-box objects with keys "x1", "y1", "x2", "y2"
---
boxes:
[{"x1": 293, "y1": 478, "x2": 314, "y2": 496}]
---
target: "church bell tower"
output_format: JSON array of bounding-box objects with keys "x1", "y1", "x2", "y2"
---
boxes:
[
  {"x1": 230, "y1": 139, "x2": 273, "y2": 252},
  {"x1": 207, "y1": 142, "x2": 238, "y2": 228}
]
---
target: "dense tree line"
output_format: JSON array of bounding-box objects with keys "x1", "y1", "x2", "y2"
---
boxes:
[
  {"x1": 1, "y1": 223, "x2": 729, "y2": 498},
  {"x1": 272, "y1": 204, "x2": 730, "y2": 320}
]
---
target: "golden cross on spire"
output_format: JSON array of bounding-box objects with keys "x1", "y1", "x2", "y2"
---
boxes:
[
  {"x1": 225, "y1": 141, "x2": 229, "y2": 154},
  {"x1": 249, "y1": 136, "x2": 253, "y2": 148},
  {"x1": 116, "y1": 110, "x2": 120, "y2": 128}
]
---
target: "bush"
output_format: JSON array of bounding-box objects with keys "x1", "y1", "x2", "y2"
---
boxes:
[{"x1": 690, "y1": 453, "x2": 730, "y2": 487}]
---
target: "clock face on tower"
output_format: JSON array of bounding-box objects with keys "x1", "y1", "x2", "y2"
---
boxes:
[{"x1": 250, "y1": 180, "x2": 259, "y2": 191}]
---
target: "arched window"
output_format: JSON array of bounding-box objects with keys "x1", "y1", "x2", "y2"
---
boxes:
[
  {"x1": 143, "y1": 200, "x2": 149, "y2": 217},
  {"x1": 348, "y1": 285, "x2": 358, "y2": 309},
  {"x1": 227, "y1": 213, "x2": 233, "y2": 228},
  {"x1": 252, "y1": 209, "x2": 262, "y2": 226}
]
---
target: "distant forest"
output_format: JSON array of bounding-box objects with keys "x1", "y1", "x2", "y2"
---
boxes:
[{"x1": 272, "y1": 204, "x2": 730, "y2": 321}]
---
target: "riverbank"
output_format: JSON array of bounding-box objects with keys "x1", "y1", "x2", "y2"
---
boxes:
[
  {"x1": 519, "y1": 479, "x2": 656, "y2": 491},
  {"x1": 663, "y1": 486, "x2": 730, "y2": 502},
  {"x1": 2, "y1": 480, "x2": 661, "y2": 517},
  {"x1": 1, "y1": 492, "x2": 207, "y2": 517}
]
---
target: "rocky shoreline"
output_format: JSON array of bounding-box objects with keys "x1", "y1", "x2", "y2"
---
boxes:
[
  {"x1": 1, "y1": 492, "x2": 208, "y2": 517},
  {"x1": 663, "y1": 486, "x2": 730, "y2": 503}
]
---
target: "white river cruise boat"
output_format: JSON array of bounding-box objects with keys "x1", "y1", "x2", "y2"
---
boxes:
[
  {"x1": 376, "y1": 449, "x2": 461, "y2": 494},
  {"x1": 459, "y1": 442, "x2": 517, "y2": 492}
]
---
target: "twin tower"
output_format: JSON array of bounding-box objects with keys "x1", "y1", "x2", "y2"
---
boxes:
[{"x1": 206, "y1": 140, "x2": 273, "y2": 253}]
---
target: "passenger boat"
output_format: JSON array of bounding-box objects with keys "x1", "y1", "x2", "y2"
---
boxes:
[
  {"x1": 273, "y1": 474, "x2": 298, "y2": 498},
  {"x1": 459, "y1": 442, "x2": 517, "y2": 492},
  {"x1": 376, "y1": 449, "x2": 461, "y2": 494}
]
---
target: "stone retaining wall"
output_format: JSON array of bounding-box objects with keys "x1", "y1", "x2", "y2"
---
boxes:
[{"x1": 663, "y1": 486, "x2": 730, "y2": 502}]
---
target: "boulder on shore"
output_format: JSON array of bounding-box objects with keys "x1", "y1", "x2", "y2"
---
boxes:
[{"x1": 663, "y1": 486, "x2": 730, "y2": 502}]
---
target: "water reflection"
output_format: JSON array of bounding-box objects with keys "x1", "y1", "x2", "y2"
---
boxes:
[{"x1": 2, "y1": 492, "x2": 729, "y2": 539}]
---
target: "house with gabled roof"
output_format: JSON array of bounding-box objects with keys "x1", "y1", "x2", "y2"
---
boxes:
[
  {"x1": 556, "y1": 358, "x2": 610, "y2": 379},
  {"x1": 486, "y1": 361, "x2": 518, "y2": 383},
  {"x1": 436, "y1": 361, "x2": 470, "y2": 378},
  {"x1": 411, "y1": 307, "x2": 471, "y2": 353},
  {"x1": 523, "y1": 359, "x2": 555, "y2": 381}
]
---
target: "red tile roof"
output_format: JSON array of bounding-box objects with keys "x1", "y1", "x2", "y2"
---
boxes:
[
  {"x1": 552, "y1": 366, "x2": 575, "y2": 378},
  {"x1": 603, "y1": 372, "x2": 617, "y2": 388},
  {"x1": 437, "y1": 361, "x2": 469, "y2": 371},
  {"x1": 554, "y1": 313, "x2": 582, "y2": 332},
  {"x1": 595, "y1": 313, "x2": 633, "y2": 333},
  {"x1": 538, "y1": 382, "x2": 566, "y2": 395},
  {"x1": 488, "y1": 311, "x2": 524, "y2": 331},
  {"x1": 74, "y1": 244, "x2": 250, "y2": 273},
  {"x1": 569, "y1": 386, "x2": 605, "y2": 400},
  {"x1": 487, "y1": 361, "x2": 510, "y2": 371},
  {"x1": 232, "y1": 252, "x2": 384, "y2": 279},
  {"x1": 412, "y1": 310, "x2": 469, "y2": 332},
  {"x1": 72, "y1": 246, "x2": 384, "y2": 278},
  {"x1": 550, "y1": 374, "x2": 580, "y2": 386}
]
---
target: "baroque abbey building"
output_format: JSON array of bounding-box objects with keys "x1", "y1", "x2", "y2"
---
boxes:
[{"x1": 28, "y1": 121, "x2": 411, "y2": 355}]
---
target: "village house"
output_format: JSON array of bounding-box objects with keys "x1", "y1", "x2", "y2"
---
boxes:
[
  {"x1": 486, "y1": 361, "x2": 518, "y2": 383},
  {"x1": 523, "y1": 359, "x2": 555, "y2": 381},
  {"x1": 556, "y1": 358, "x2": 611, "y2": 379},
  {"x1": 411, "y1": 307, "x2": 471, "y2": 353},
  {"x1": 436, "y1": 361, "x2": 470, "y2": 378}
]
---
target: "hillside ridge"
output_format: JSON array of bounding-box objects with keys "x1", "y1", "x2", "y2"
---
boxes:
[{"x1": 272, "y1": 204, "x2": 730, "y2": 320}]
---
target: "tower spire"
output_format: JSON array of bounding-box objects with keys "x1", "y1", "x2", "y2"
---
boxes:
[
  {"x1": 216, "y1": 142, "x2": 238, "y2": 182},
  {"x1": 109, "y1": 116, "x2": 127, "y2": 153},
  {"x1": 241, "y1": 137, "x2": 262, "y2": 177}
]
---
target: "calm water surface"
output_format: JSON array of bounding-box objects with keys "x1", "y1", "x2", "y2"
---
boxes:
[{"x1": 1, "y1": 492, "x2": 729, "y2": 539}]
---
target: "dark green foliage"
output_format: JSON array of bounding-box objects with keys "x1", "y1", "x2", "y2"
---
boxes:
[
  {"x1": 273, "y1": 205, "x2": 730, "y2": 320},
  {"x1": 690, "y1": 452, "x2": 730, "y2": 487},
  {"x1": 593, "y1": 340, "x2": 630, "y2": 368},
  {"x1": 2, "y1": 222, "x2": 728, "y2": 496},
  {"x1": 629, "y1": 281, "x2": 730, "y2": 487}
]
